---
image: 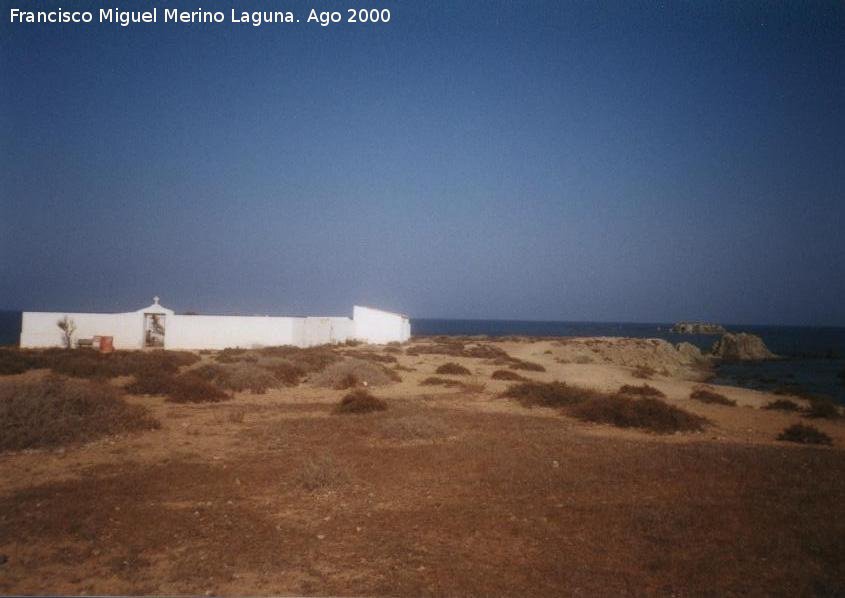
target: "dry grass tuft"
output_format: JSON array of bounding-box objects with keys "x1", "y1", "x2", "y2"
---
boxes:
[
  {"x1": 0, "y1": 375, "x2": 159, "y2": 452},
  {"x1": 334, "y1": 389, "x2": 387, "y2": 414},
  {"x1": 764, "y1": 399, "x2": 802, "y2": 412},
  {"x1": 491, "y1": 369, "x2": 527, "y2": 381},
  {"x1": 502, "y1": 381, "x2": 606, "y2": 408},
  {"x1": 632, "y1": 365, "x2": 657, "y2": 379},
  {"x1": 0, "y1": 349, "x2": 38, "y2": 375},
  {"x1": 311, "y1": 358, "x2": 399, "y2": 389},
  {"x1": 194, "y1": 362, "x2": 281, "y2": 394},
  {"x1": 618, "y1": 384, "x2": 666, "y2": 399},
  {"x1": 258, "y1": 346, "x2": 342, "y2": 373},
  {"x1": 255, "y1": 358, "x2": 304, "y2": 386},
  {"x1": 690, "y1": 386, "x2": 736, "y2": 406},
  {"x1": 435, "y1": 362, "x2": 471, "y2": 376},
  {"x1": 804, "y1": 397, "x2": 841, "y2": 420},
  {"x1": 503, "y1": 380, "x2": 705, "y2": 434},
  {"x1": 342, "y1": 350, "x2": 397, "y2": 364},
  {"x1": 406, "y1": 341, "x2": 510, "y2": 360},
  {"x1": 126, "y1": 370, "x2": 230, "y2": 403},
  {"x1": 214, "y1": 348, "x2": 253, "y2": 363},
  {"x1": 777, "y1": 423, "x2": 833, "y2": 445},
  {"x1": 568, "y1": 396, "x2": 706, "y2": 434},
  {"x1": 296, "y1": 455, "x2": 349, "y2": 491},
  {"x1": 507, "y1": 359, "x2": 546, "y2": 372},
  {"x1": 420, "y1": 376, "x2": 464, "y2": 387},
  {"x1": 2, "y1": 348, "x2": 201, "y2": 380},
  {"x1": 165, "y1": 373, "x2": 231, "y2": 404},
  {"x1": 377, "y1": 415, "x2": 450, "y2": 442}
]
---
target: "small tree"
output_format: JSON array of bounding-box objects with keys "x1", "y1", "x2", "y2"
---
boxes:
[{"x1": 57, "y1": 316, "x2": 77, "y2": 349}]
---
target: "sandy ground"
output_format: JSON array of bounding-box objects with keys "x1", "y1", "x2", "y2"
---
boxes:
[{"x1": 1, "y1": 337, "x2": 843, "y2": 596}]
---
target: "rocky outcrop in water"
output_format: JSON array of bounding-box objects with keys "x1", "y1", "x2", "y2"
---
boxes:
[
  {"x1": 671, "y1": 322, "x2": 727, "y2": 335},
  {"x1": 711, "y1": 333, "x2": 777, "y2": 361},
  {"x1": 676, "y1": 341, "x2": 706, "y2": 362}
]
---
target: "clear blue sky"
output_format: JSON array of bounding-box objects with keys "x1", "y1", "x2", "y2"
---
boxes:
[{"x1": 1, "y1": 1, "x2": 843, "y2": 325}]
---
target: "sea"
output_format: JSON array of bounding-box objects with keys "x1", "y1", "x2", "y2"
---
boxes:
[{"x1": 2, "y1": 310, "x2": 843, "y2": 403}]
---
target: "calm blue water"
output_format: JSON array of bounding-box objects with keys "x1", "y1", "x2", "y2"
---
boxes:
[
  {"x1": 2, "y1": 311, "x2": 842, "y2": 402},
  {"x1": 0, "y1": 311, "x2": 20, "y2": 347}
]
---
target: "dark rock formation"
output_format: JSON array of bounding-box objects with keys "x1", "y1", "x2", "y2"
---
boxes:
[
  {"x1": 711, "y1": 333, "x2": 777, "y2": 361},
  {"x1": 671, "y1": 322, "x2": 727, "y2": 335}
]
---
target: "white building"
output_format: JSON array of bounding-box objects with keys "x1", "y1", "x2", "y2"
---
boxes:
[{"x1": 19, "y1": 298, "x2": 411, "y2": 350}]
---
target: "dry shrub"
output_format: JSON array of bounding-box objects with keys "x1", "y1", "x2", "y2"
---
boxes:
[
  {"x1": 764, "y1": 399, "x2": 802, "y2": 412},
  {"x1": 165, "y1": 373, "x2": 230, "y2": 404},
  {"x1": 420, "y1": 376, "x2": 464, "y2": 388},
  {"x1": 258, "y1": 345, "x2": 342, "y2": 373},
  {"x1": 311, "y1": 358, "x2": 399, "y2": 388},
  {"x1": 406, "y1": 342, "x2": 511, "y2": 360},
  {"x1": 0, "y1": 375, "x2": 159, "y2": 452},
  {"x1": 690, "y1": 386, "x2": 736, "y2": 406},
  {"x1": 503, "y1": 380, "x2": 706, "y2": 434},
  {"x1": 491, "y1": 369, "x2": 527, "y2": 381},
  {"x1": 125, "y1": 369, "x2": 180, "y2": 395},
  {"x1": 507, "y1": 359, "x2": 546, "y2": 372},
  {"x1": 256, "y1": 358, "x2": 304, "y2": 386},
  {"x1": 804, "y1": 397, "x2": 841, "y2": 419},
  {"x1": 343, "y1": 350, "x2": 397, "y2": 364},
  {"x1": 334, "y1": 389, "x2": 387, "y2": 414},
  {"x1": 502, "y1": 381, "x2": 606, "y2": 408},
  {"x1": 127, "y1": 370, "x2": 229, "y2": 403},
  {"x1": 383, "y1": 346, "x2": 402, "y2": 354},
  {"x1": 435, "y1": 362, "x2": 471, "y2": 376},
  {"x1": 461, "y1": 380, "x2": 487, "y2": 394},
  {"x1": 214, "y1": 348, "x2": 251, "y2": 363},
  {"x1": 32, "y1": 349, "x2": 199, "y2": 380},
  {"x1": 215, "y1": 363, "x2": 280, "y2": 394},
  {"x1": 632, "y1": 365, "x2": 656, "y2": 379},
  {"x1": 296, "y1": 455, "x2": 348, "y2": 491},
  {"x1": 567, "y1": 396, "x2": 706, "y2": 434},
  {"x1": 778, "y1": 423, "x2": 833, "y2": 445},
  {"x1": 573, "y1": 355, "x2": 594, "y2": 364},
  {"x1": 0, "y1": 349, "x2": 38, "y2": 375},
  {"x1": 618, "y1": 384, "x2": 667, "y2": 399},
  {"x1": 394, "y1": 364, "x2": 416, "y2": 372},
  {"x1": 333, "y1": 373, "x2": 359, "y2": 390}
]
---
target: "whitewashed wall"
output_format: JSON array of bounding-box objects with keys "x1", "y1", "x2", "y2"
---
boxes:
[
  {"x1": 303, "y1": 317, "x2": 354, "y2": 347},
  {"x1": 20, "y1": 312, "x2": 144, "y2": 349},
  {"x1": 21, "y1": 303, "x2": 410, "y2": 349},
  {"x1": 164, "y1": 315, "x2": 300, "y2": 350},
  {"x1": 353, "y1": 306, "x2": 411, "y2": 344}
]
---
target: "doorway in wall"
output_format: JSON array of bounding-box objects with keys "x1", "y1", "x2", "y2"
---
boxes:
[{"x1": 144, "y1": 314, "x2": 166, "y2": 348}]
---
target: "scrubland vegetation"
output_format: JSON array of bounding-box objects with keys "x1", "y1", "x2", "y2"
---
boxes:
[
  {"x1": 778, "y1": 423, "x2": 833, "y2": 445},
  {"x1": 334, "y1": 389, "x2": 387, "y2": 414},
  {"x1": 0, "y1": 337, "x2": 842, "y2": 596},
  {"x1": 502, "y1": 381, "x2": 705, "y2": 433},
  {"x1": 0, "y1": 375, "x2": 158, "y2": 452},
  {"x1": 690, "y1": 385, "x2": 737, "y2": 406}
]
